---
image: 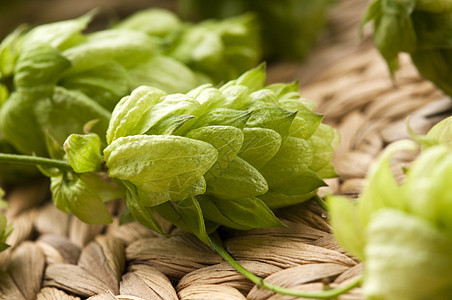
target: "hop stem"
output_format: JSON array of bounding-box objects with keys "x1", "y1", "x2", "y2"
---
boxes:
[
  {"x1": 210, "y1": 237, "x2": 362, "y2": 299},
  {"x1": 0, "y1": 153, "x2": 72, "y2": 170}
]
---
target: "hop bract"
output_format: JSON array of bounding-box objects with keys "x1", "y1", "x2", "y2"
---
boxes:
[{"x1": 104, "y1": 65, "x2": 339, "y2": 239}]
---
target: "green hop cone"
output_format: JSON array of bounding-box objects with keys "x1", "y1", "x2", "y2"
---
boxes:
[
  {"x1": 117, "y1": 9, "x2": 262, "y2": 83},
  {"x1": 363, "y1": 0, "x2": 452, "y2": 96},
  {"x1": 328, "y1": 139, "x2": 452, "y2": 299},
  {"x1": 105, "y1": 65, "x2": 339, "y2": 240}
]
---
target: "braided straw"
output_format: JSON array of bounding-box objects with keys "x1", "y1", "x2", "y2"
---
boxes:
[{"x1": 0, "y1": 0, "x2": 450, "y2": 299}]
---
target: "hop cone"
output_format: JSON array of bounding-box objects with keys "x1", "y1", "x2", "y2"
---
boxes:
[
  {"x1": 0, "y1": 188, "x2": 12, "y2": 252},
  {"x1": 104, "y1": 65, "x2": 339, "y2": 237},
  {"x1": 363, "y1": 0, "x2": 452, "y2": 96}
]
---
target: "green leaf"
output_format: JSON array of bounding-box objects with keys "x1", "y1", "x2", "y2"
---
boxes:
[
  {"x1": 186, "y1": 125, "x2": 244, "y2": 180},
  {"x1": 206, "y1": 156, "x2": 268, "y2": 199},
  {"x1": 410, "y1": 10, "x2": 452, "y2": 50},
  {"x1": 50, "y1": 173, "x2": 113, "y2": 224},
  {"x1": 238, "y1": 127, "x2": 282, "y2": 170},
  {"x1": 165, "y1": 13, "x2": 261, "y2": 83},
  {"x1": 35, "y1": 87, "x2": 111, "y2": 148},
  {"x1": 51, "y1": 175, "x2": 72, "y2": 213},
  {"x1": 260, "y1": 137, "x2": 314, "y2": 188},
  {"x1": 21, "y1": 11, "x2": 93, "y2": 50},
  {"x1": 235, "y1": 63, "x2": 266, "y2": 92},
  {"x1": 198, "y1": 195, "x2": 283, "y2": 230},
  {"x1": 60, "y1": 61, "x2": 130, "y2": 111},
  {"x1": 0, "y1": 25, "x2": 26, "y2": 78},
  {"x1": 106, "y1": 86, "x2": 167, "y2": 144},
  {"x1": 104, "y1": 135, "x2": 218, "y2": 206},
  {"x1": 360, "y1": 0, "x2": 382, "y2": 36},
  {"x1": 155, "y1": 197, "x2": 213, "y2": 246},
  {"x1": 364, "y1": 209, "x2": 452, "y2": 299},
  {"x1": 0, "y1": 212, "x2": 12, "y2": 252},
  {"x1": 327, "y1": 195, "x2": 365, "y2": 261},
  {"x1": 63, "y1": 29, "x2": 156, "y2": 71},
  {"x1": 14, "y1": 44, "x2": 71, "y2": 93},
  {"x1": 0, "y1": 84, "x2": 8, "y2": 107},
  {"x1": 0, "y1": 188, "x2": 7, "y2": 209},
  {"x1": 371, "y1": 0, "x2": 417, "y2": 73},
  {"x1": 63, "y1": 134, "x2": 102, "y2": 173},
  {"x1": 0, "y1": 91, "x2": 47, "y2": 155},
  {"x1": 245, "y1": 107, "x2": 296, "y2": 140}
]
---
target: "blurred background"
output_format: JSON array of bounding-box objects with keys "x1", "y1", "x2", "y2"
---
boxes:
[{"x1": 0, "y1": 0, "x2": 342, "y2": 63}]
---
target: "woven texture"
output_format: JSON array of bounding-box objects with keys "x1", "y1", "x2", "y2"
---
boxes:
[{"x1": 0, "y1": 0, "x2": 450, "y2": 299}]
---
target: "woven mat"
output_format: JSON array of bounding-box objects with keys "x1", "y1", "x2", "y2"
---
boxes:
[{"x1": 0, "y1": 1, "x2": 450, "y2": 299}]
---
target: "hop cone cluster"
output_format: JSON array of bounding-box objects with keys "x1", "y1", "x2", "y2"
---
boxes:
[
  {"x1": 0, "y1": 9, "x2": 261, "y2": 180},
  {"x1": 363, "y1": 0, "x2": 452, "y2": 96},
  {"x1": 104, "y1": 65, "x2": 339, "y2": 237}
]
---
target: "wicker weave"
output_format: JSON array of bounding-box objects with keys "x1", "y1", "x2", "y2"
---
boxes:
[{"x1": 0, "y1": 0, "x2": 450, "y2": 299}]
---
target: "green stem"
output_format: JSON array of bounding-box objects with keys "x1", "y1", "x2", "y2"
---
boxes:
[
  {"x1": 0, "y1": 153, "x2": 72, "y2": 170},
  {"x1": 314, "y1": 195, "x2": 329, "y2": 211},
  {"x1": 211, "y1": 237, "x2": 362, "y2": 299}
]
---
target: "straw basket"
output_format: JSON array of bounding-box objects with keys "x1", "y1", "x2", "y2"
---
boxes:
[{"x1": 0, "y1": 0, "x2": 449, "y2": 299}]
